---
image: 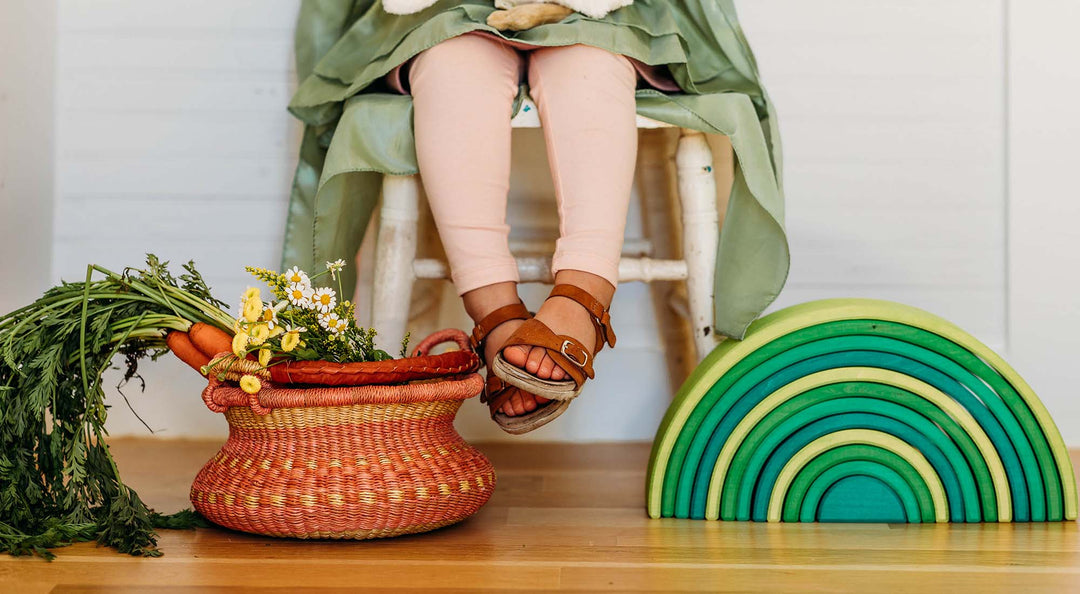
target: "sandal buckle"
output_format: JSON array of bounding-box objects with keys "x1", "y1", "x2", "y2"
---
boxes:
[{"x1": 560, "y1": 340, "x2": 589, "y2": 368}]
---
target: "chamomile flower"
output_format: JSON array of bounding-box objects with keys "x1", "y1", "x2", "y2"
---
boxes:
[
  {"x1": 283, "y1": 266, "x2": 310, "y2": 288},
  {"x1": 286, "y1": 282, "x2": 314, "y2": 308},
  {"x1": 258, "y1": 301, "x2": 286, "y2": 330},
  {"x1": 310, "y1": 287, "x2": 337, "y2": 313},
  {"x1": 318, "y1": 312, "x2": 345, "y2": 334},
  {"x1": 325, "y1": 259, "x2": 347, "y2": 280}
]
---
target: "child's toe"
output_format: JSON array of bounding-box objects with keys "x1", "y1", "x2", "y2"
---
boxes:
[
  {"x1": 536, "y1": 355, "x2": 557, "y2": 379},
  {"x1": 521, "y1": 393, "x2": 539, "y2": 412},
  {"x1": 509, "y1": 392, "x2": 526, "y2": 416},
  {"x1": 525, "y1": 346, "x2": 546, "y2": 374},
  {"x1": 502, "y1": 344, "x2": 529, "y2": 367}
]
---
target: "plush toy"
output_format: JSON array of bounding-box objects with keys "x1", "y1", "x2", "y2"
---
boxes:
[{"x1": 383, "y1": 0, "x2": 633, "y2": 31}]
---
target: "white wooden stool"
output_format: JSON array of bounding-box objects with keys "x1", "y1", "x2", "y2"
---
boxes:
[{"x1": 371, "y1": 98, "x2": 724, "y2": 363}]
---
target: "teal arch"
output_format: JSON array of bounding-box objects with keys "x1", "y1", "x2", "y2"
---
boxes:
[
  {"x1": 669, "y1": 326, "x2": 1051, "y2": 521},
  {"x1": 801, "y1": 463, "x2": 920, "y2": 523},
  {"x1": 726, "y1": 398, "x2": 979, "y2": 522},
  {"x1": 780, "y1": 445, "x2": 939, "y2": 523}
]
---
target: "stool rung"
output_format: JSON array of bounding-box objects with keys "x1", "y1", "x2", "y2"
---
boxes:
[
  {"x1": 414, "y1": 257, "x2": 688, "y2": 283},
  {"x1": 509, "y1": 238, "x2": 653, "y2": 257}
]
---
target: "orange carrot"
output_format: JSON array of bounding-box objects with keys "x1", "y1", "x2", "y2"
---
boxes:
[
  {"x1": 166, "y1": 331, "x2": 211, "y2": 373},
  {"x1": 188, "y1": 322, "x2": 234, "y2": 358}
]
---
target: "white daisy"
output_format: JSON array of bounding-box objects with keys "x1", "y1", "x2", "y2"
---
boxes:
[
  {"x1": 325, "y1": 259, "x2": 347, "y2": 280},
  {"x1": 318, "y1": 312, "x2": 344, "y2": 334},
  {"x1": 258, "y1": 301, "x2": 286, "y2": 330},
  {"x1": 310, "y1": 287, "x2": 337, "y2": 313},
  {"x1": 283, "y1": 266, "x2": 311, "y2": 288},
  {"x1": 286, "y1": 283, "x2": 313, "y2": 308}
]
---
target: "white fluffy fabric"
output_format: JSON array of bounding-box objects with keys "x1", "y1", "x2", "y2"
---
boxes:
[
  {"x1": 496, "y1": 0, "x2": 633, "y2": 19},
  {"x1": 385, "y1": 0, "x2": 634, "y2": 19},
  {"x1": 382, "y1": 0, "x2": 440, "y2": 15}
]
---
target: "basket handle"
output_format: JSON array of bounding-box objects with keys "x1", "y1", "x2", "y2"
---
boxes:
[{"x1": 411, "y1": 328, "x2": 473, "y2": 357}]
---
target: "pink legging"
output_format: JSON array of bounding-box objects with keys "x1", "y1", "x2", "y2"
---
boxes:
[{"x1": 409, "y1": 32, "x2": 638, "y2": 295}]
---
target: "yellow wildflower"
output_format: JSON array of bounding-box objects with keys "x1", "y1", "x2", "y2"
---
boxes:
[
  {"x1": 239, "y1": 375, "x2": 261, "y2": 395},
  {"x1": 231, "y1": 332, "x2": 249, "y2": 357},
  {"x1": 242, "y1": 297, "x2": 262, "y2": 323},
  {"x1": 242, "y1": 286, "x2": 261, "y2": 303},
  {"x1": 270, "y1": 324, "x2": 285, "y2": 338},
  {"x1": 258, "y1": 348, "x2": 272, "y2": 367},
  {"x1": 249, "y1": 323, "x2": 270, "y2": 345}
]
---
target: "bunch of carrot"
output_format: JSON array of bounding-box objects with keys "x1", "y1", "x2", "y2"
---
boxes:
[{"x1": 165, "y1": 322, "x2": 236, "y2": 373}]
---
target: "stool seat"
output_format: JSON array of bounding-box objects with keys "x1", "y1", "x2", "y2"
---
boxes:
[{"x1": 511, "y1": 98, "x2": 674, "y2": 129}]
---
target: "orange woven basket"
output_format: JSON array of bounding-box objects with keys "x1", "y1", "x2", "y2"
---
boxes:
[{"x1": 190, "y1": 329, "x2": 496, "y2": 540}]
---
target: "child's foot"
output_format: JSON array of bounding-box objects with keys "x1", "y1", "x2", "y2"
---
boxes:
[
  {"x1": 500, "y1": 270, "x2": 614, "y2": 395},
  {"x1": 483, "y1": 320, "x2": 551, "y2": 417},
  {"x1": 463, "y1": 281, "x2": 550, "y2": 418}
]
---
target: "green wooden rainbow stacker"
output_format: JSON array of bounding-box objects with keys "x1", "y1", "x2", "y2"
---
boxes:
[{"x1": 646, "y1": 298, "x2": 1078, "y2": 524}]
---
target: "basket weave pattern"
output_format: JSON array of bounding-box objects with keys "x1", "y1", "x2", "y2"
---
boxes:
[{"x1": 190, "y1": 330, "x2": 496, "y2": 540}]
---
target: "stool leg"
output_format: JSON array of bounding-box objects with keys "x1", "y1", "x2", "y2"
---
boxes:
[
  {"x1": 372, "y1": 174, "x2": 421, "y2": 353},
  {"x1": 638, "y1": 129, "x2": 696, "y2": 391},
  {"x1": 675, "y1": 129, "x2": 721, "y2": 361}
]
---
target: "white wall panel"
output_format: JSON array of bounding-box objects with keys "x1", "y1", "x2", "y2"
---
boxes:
[
  {"x1": 1007, "y1": 0, "x2": 1080, "y2": 444},
  {"x1": 740, "y1": 1, "x2": 1008, "y2": 353}
]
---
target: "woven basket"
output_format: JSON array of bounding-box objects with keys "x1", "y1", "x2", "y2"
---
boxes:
[{"x1": 190, "y1": 329, "x2": 496, "y2": 540}]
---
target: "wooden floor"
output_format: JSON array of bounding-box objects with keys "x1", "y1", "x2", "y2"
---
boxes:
[{"x1": 2, "y1": 440, "x2": 1079, "y2": 593}]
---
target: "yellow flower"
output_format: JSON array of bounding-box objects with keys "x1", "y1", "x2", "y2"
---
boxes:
[
  {"x1": 231, "y1": 332, "x2": 249, "y2": 357},
  {"x1": 242, "y1": 286, "x2": 261, "y2": 303},
  {"x1": 242, "y1": 297, "x2": 262, "y2": 323},
  {"x1": 232, "y1": 318, "x2": 243, "y2": 334},
  {"x1": 239, "y1": 375, "x2": 261, "y2": 395},
  {"x1": 281, "y1": 331, "x2": 300, "y2": 352},
  {"x1": 249, "y1": 323, "x2": 270, "y2": 345},
  {"x1": 258, "y1": 348, "x2": 272, "y2": 367},
  {"x1": 270, "y1": 324, "x2": 285, "y2": 338}
]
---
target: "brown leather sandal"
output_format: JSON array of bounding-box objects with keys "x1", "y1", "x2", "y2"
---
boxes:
[
  {"x1": 490, "y1": 284, "x2": 617, "y2": 403},
  {"x1": 471, "y1": 301, "x2": 565, "y2": 434}
]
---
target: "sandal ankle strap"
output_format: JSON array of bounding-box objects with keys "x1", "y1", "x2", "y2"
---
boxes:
[
  {"x1": 470, "y1": 301, "x2": 532, "y2": 354},
  {"x1": 548, "y1": 284, "x2": 616, "y2": 349}
]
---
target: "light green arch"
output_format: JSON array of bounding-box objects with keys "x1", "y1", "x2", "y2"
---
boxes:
[{"x1": 767, "y1": 429, "x2": 949, "y2": 523}]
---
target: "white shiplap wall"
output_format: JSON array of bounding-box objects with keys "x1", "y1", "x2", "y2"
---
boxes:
[
  {"x1": 740, "y1": 1, "x2": 1007, "y2": 348},
  {"x1": 52, "y1": 1, "x2": 1016, "y2": 441}
]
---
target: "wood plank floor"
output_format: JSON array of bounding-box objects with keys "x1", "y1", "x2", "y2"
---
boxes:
[{"x1": 2, "y1": 439, "x2": 1078, "y2": 593}]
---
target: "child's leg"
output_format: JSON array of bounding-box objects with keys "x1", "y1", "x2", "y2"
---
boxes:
[
  {"x1": 528, "y1": 44, "x2": 639, "y2": 288},
  {"x1": 499, "y1": 44, "x2": 639, "y2": 395},
  {"x1": 409, "y1": 32, "x2": 524, "y2": 297},
  {"x1": 410, "y1": 33, "x2": 545, "y2": 416}
]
